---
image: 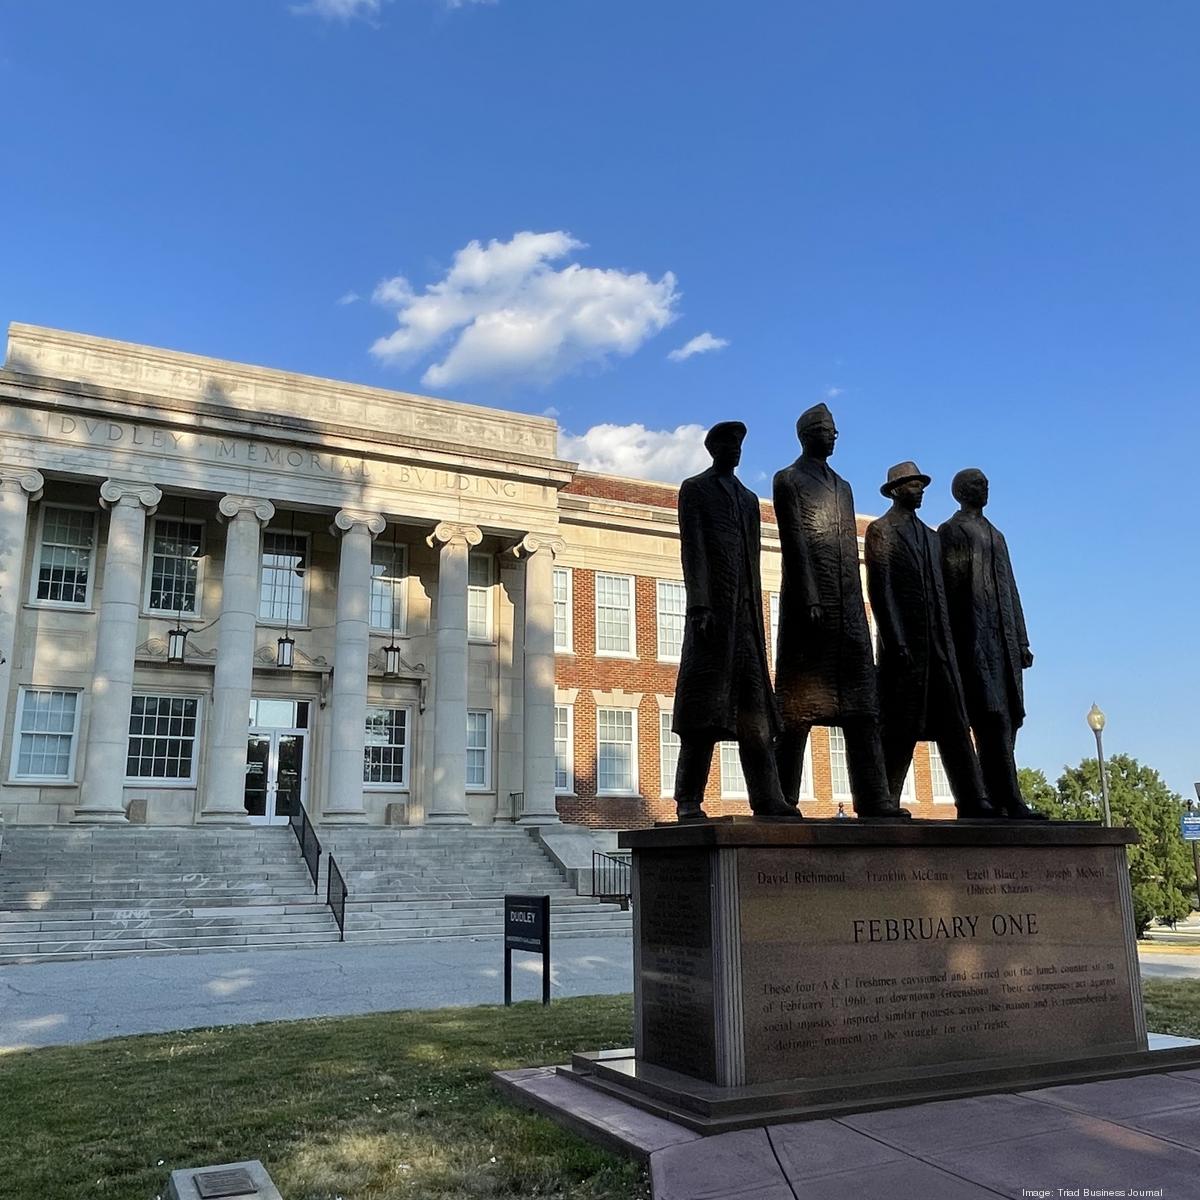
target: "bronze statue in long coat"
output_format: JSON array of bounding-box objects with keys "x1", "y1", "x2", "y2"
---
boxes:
[
  {"x1": 772, "y1": 404, "x2": 903, "y2": 818},
  {"x1": 939, "y1": 469, "x2": 1044, "y2": 819},
  {"x1": 865, "y1": 461, "x2": 997, "y2": 818},
  {"x1": 672, "y1": 422, "x2": 796, "y2": 820}
]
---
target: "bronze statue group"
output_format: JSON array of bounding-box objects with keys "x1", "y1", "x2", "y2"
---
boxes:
[{"x1": 672, "y1": 403, "x2": 1045, "y2": 822}]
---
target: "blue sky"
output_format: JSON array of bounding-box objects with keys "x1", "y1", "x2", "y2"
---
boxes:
[{"x1": 2, "y1": 1, "x2": 1197, "y2": 796}]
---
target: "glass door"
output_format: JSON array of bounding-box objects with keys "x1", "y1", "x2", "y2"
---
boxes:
[
  {"x1": 244, "y1": 702, "x2": 309, "y2": 826},
  {"x1": 244, "y1": 735, "x2": 273, "y2": 822}
]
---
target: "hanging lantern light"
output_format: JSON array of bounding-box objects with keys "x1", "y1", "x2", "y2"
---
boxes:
[
  {"x1": 166, "y1": 626, "x2": 188, "y2": 664},
  {"x1": 382, "y1": 642, "x2": 402, "y2": 677},
  {"x1": 276, "y1": 633, "x2": 295, "y2": 669}
]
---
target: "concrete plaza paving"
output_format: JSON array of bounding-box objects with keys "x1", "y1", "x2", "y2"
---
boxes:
[{"x1": 0, "y1": 934, "x2": 633, "y2": 1051}]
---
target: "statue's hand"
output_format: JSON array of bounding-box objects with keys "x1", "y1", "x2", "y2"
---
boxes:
[
  {"x1": 808, "y1": 604, "x2": 823, "y2": 625},
  {"x1": 690, "y1": 608, "x2": 714, "y2": 642},
  {"x1": 895, "y1": 643, "x2": 913, "y2": 669},
  {"x1": 1022, "y1": 647, "x2": 1034, "y2": 669}
]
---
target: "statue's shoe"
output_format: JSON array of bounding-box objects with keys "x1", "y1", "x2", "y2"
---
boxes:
[
  {"x1": 855, "y1": 801, "x2": 913, "y2": 820},
  {"x1": 751, "y1": 796, "x2": 806, "y2": 820},
  {"x1": 1002, "y1": 800, "x2": 1050, "y2": 821},
  {"x1": 956, "y1": 797, "x2": 1003, "y2": 819},
  {"x1": 676, "y1": 802, "x2": 707, "y2": 822}
]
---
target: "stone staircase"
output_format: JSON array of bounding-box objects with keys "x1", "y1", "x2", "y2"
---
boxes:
[
  {"x1": 0, "y1": 824, "x2": 631, "y2": 964},
  {"x1": 0, "y1": 825, "x2": 339, "y2": 964},
  {"x1": 320, "y1": 826, "x2": 633, "y2": 944}
]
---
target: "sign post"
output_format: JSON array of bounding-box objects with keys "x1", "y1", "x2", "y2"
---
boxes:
[
  {"x1": 1182, "y1": 808, "x2": 1200, "y2": 908},
  {"x1": 504, "y1": 893, "x2": 550, "y2": 1006}
]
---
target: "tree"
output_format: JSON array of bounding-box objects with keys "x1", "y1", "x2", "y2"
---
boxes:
[
  {"x1": 1018, "y1": 767, "x2": 1056, "y2": 816},
  {"x1": 1042, "y1": 754, "x2": 1195, "y2": 935}
]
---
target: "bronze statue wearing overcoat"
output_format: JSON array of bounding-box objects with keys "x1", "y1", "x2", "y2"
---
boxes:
[{"x1": 865, "y1": 462, "x2": 994, "y2": 816}]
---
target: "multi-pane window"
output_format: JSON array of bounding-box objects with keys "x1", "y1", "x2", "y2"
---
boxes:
[
  {"x1": 719, "y1": 742, "x2": 748, "y2": 797},
  {"x1": 467, "y1": 552, "x2": 493, "y2": 641},
  {"x1": 928, "y1": 744, "x2": 954, "y2": 803},
  {"x1": 659, "y1": 710, "x2": 680, "y2": 797},
  {"x1": 369, "y1": 542, "x2": 408, "y2": 633},
  {"x1": 656, "y1": 580, "x2": 686, "y2": 661},
  {"x1": 595, "y1": 573, "x2": 635, "y2": 655},
  {"x1": 12, "y1": 689, "x2": 80, "y2": 780},
  {"x1": 126, "y1": 695, "x2": 200, "y2": 782},
  {"x1": 364, "y1": 706, "x2": 409, "y2": 787},
  {"x1": 145, "y1": 518, "x2": 204, "y2": 616},
  {"x1": 554, "y1": 705, "x2": 573, "y2": 793},
  {"x1": 466, "y1": 709, "x2": 491, "y2": 790},
  {"x1": 553, "y1": 568, "x2": 573, "y2": 652},
  {"x1": 597, "y1": 707, "x2": 636, "y2": 793},
  {"x1": 34, "y1": 507, "x2": 96, "y2": 606},
  {"x1": 769, "y1": 592, "x2": 780, "y2": 667},
  {"x1": 829, "y1": 727, "x2": 852, "y2": 798},
  {"x1": 259, "y1": 530, "x2": 307, "y2": 623}
]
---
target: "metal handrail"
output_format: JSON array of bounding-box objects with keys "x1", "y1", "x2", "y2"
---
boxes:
[
  {"x1": 327, "y1": 854, "x2": 348, "y2": 942},
  {"x1": 287, "y1": 798, "x2": 322, "y2": 894},
  {"x1": 591, "y1": 850, "x2": 632, "y2": 909}
]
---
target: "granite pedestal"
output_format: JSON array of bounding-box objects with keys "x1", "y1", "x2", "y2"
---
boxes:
[{"x1": 557, "y1": 819, "x2": 1196, "y2": 1132}]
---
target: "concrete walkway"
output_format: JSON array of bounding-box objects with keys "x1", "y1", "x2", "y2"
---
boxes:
[{"x1": 0, "y1": 935, "x2": 633, "y2": 1051}]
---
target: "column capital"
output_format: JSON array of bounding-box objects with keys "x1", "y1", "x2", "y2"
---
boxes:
[
  {"x1": 99, "y1": 479, "x2": 162, "y2": 513},
  {"x1": 0, "y1": 467, "x2": 44, "y2": 502},
  {"x1": 332, "y1": 508, "x2": 386, "y2": 539},
  {"x1": 218, "y1": 495, "x2": 276, "y2": 525},
  {"x1": 426, "y1": 521, "x2": 483, "y2": 550},
  {"x1": 512, "y1": 532, "x2": 566, "y2": 559}
]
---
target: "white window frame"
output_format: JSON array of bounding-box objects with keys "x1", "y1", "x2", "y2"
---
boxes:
[
  {"x1": 596, "y1": 705, "x2": 639, "y2": 796},
  {"x1": 29, "y1": 504, "x2": 98, "y2": 609},
  {"x1": 124, "y1": 693, "x2": 203, "y2": 786},
  {"x1": 9, "y1": 687, "x2": 83, "y2": 783},
  {"x1": 259, "y1": 528, "x2": 310, "y2": 626},
  {"x1": 659, "y1": 709, "x2": 680, "y2": 798},
  {"x1": 467, "y1": 551, "x2": 494, "y2": 643},
  {"x1": 369, "y1": 541, "x2": 409, "y2": 635},
  {"x1": 466, "y1": 708, "x2": 492, "y2": 792},
  {"x1": 828, "y1": 727, "x2": 852, "y2": 800},
  {"x1": 928, "y1": 743, "x2": 955, "y2": 805},
  {"x1": 143, "y1": 515, "x2": 206, "y2": 619},
  {"x1": 553, "y1": 567, "x2": 573, "y2": 653},
  {"x1": 594, "y1": 572, "x2": 637, "y2": 658},
  {"x1": 656, "y1": 579, "x2": 686, "y2": 663},
  {"x1": 798, "y1": 737, "x2": 815, "y2": 800},
  {"x1": 363, "y1": 704, "x2": 412, "y2": 790},
  {"x1": 553, "y1": 704, "x2": 574, "y2": 795},
  {"x1": 900, "y1": 761, "x2": 917, "y2": 806},
  {"x1": 719, "y1": 741, "x2": 749, "y2": 799},
  {"x1": 769, "y1": 591, "x2": 780, "y2": 668}
]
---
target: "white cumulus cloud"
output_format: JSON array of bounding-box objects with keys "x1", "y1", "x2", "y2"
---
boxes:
[
  {"x1": 667, "y1": 331, "x2": 729, "y2": 363},
  {"x1": 370, "y1": 231, "x2": 679, "y2": 388},
  {"x1": 558, "y1": 422, "x2": 708, "y2": 483},
  {"x1": 336, "y1": 291, "x2": 361, "y2": 306},
  {"x1": 293, "y1": 0, "x2": 382, "y2": 20}
]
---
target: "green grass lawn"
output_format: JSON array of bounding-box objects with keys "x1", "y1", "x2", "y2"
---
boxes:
[
  {"x1": 4, "y1": 982, "x2": 1200, "y2": 1200},
  {"x1": 0, "y1": 994, "x2": 646, "y2": 1200}
]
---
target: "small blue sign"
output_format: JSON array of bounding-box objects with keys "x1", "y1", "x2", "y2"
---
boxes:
[{"x1": 1181, "y1": 815, "x2": 1200, "y2": 842}]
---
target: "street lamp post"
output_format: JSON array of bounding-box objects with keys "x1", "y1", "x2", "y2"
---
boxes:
[
  {"x1": 1087, "y1": 703, "x2": 1111, "y2": 827},
  {"x1": 1191, "y1": 783, "x2": 1200, "y2": 909}
]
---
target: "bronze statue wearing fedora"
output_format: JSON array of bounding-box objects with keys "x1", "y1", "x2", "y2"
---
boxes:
[
  {"x1": 939, "y1": 469, "x2": 1046, "y2": 820},
  {"x1": 672, "y1": 421, "x2": 798, "y2": 820},
  {"x1": 772, "y1": 404, "x2": 908, "y2": 819},
  {"x1": 864, "y1": 461, "x2": 998, "y2": 817}
]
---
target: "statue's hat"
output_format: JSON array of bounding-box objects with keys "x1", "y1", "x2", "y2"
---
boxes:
[
  {"x1": 796, "y1": 402, "x2": 833, "y2": 433},
  {"x1": 704, "y1": 421, "x2": 747, "y2": 452},
  {"x1": 880, "y1": 460, "x2": 932, "y2": 497}
]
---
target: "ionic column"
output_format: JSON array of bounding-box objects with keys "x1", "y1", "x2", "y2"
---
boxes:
[
  {"x1": 514, "y1": 534, "x2": 565, "y2": 824},
  {"x1": 0, "y1": 468, "x2": 44, "y2": 759},
  {"x1": 201, "y1": 496, "x2": 275, "y2": 823},
  {"x1": 323, "y1": 509, "x2": 386, "y2": 824},
  {"x1": 75, "y1": 480, "x2": 162, "y2": 823},
  {"x1": 425, "y1": 521, "x2": 482, "y2": 824}
]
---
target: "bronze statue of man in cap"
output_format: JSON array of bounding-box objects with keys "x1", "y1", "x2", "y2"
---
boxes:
[
  {"x1": 939, "y1": 469, "x2": 1045, "y2": 819},
  {"x1": 672, "y1": 421, "x2": 798, "y2": 820},
  {"x1": 865, "y1": 461, "x2": 998, "y2": 817},
  {"x1": 772, "y1": 403, "x2": 908, "y2": 818}
]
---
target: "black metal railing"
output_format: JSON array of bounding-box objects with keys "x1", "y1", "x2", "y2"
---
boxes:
[
  {"x1": 288, "y1": 798, "x2": 322, "y2": 894},
  {"x1": 327, "y1": 854, "x2": 348, "y2": 942},
  {"x1": 591, "y1": 851, "x2": 632, "y2": 909}
]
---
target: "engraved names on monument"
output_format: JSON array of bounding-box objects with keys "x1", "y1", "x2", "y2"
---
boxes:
[{"x1": 737, "y1": 844, "x2": 1140, "y2": 1084}]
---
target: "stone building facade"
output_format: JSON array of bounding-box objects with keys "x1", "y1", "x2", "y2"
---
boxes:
[{"x1": 0, "y1": 323, "x2": 952, "y2": 830}]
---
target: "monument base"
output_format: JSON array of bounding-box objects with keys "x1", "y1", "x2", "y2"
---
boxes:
[{"x1": 586, "y1": 818, "x2": 1152, "y2": 1131}]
